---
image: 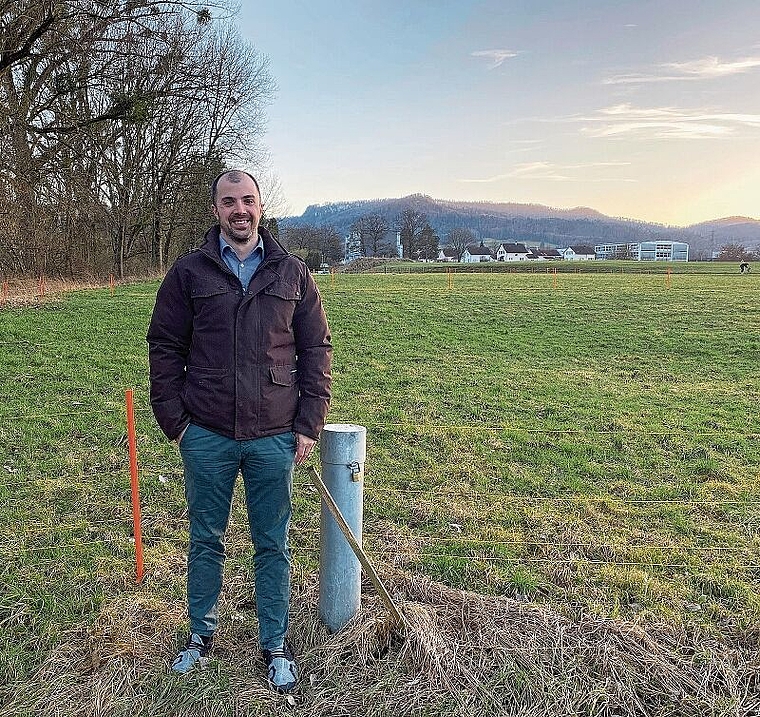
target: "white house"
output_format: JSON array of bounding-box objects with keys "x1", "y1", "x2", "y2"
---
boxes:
[
  {"x1": 462, "y1": 242, "x2": 494, "y2": 263},
  {"x1": 561, "y1": 245, "x2": 596, "y2": 261},
  {"x1": 495, "y1": 242, "x2": 530, "y2": 261},
  {"x1": 526, "y1": 248, "x2": 563, "y2": 261},
  {"x1": 437, "y1": 247, "x2": 457, "y2": 262}
]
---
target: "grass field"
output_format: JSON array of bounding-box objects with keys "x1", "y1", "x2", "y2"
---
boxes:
[
  {"x1": 359, "y1": 258, "x2": 750, "y2": 274},
  {"x1": 1, "y1": 266, "x2": 758, "y2": 715}
]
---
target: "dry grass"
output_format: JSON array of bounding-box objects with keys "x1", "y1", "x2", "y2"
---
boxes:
[
  {"x1": 6, "y1": 565, "x2": 757, "y2": 717},
  {"x1": 0, "y1": 277, "x2": 107, "y2": 307},
  {"x1": 0, "y1": 275, "x2": 162, "y2": 309}
]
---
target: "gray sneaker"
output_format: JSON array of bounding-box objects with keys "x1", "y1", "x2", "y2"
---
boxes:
[
  {"x1": 262, "y1": 641, "x2": 298, "y2": 693},
  {"x1": 172, "y1": 633, "x2": 213, "y2": 674}
]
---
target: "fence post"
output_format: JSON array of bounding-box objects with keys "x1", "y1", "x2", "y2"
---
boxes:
[
  {"x1": 125, "y1": 389, "x2": 145, "y2": 584},
  {"x1": 318, "y1": 423, "x2": 366, "y2": 632}
]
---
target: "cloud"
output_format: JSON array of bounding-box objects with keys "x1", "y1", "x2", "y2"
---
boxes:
[
  {"x1": 505, "y1": 139, "x2": 544, "y2": 154},
  {"x1": 461, "y1": 161, "x2": 635, "y2": 183},
  {"x1": 604, "y1": 55, "x2": 760, "y2": 84},
  {"x1": 471, "y1": 49, "x2": 519, "y2": 69},
  {"x1": 668, "y1": 56, "x2": 760, "y2": 76},
  {"x1": 579, "y1": 103, "x2": 760, "y2": 139}
]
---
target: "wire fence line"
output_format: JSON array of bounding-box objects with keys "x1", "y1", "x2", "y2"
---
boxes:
[
  {"x1": 7, "y1": 487, "x2": 759, "y2": 570},
  {"x1": 2, "y1": 390, "x2": 759, "y2": 580},
  {"x1": 8, "y1": 457, "x2": 759, "y2": 570},
  {"x1": 1, "y1": 271, "x2": 748, "y2": 303},
  {"x1": 3, "y1": 467, "x2": 758, "y2": 508},
  {"x1": 5, "y1": 544, "x2": 752, "y2": 575},
  {"x1": 8, "y1": 462, "x2": 759, "y2": 566},
  {"x1": 2, "y1": 403, "x2": 758, "y2": 440},
  {"x1": 11, "y1": 518, "x2": 757, "y2": 557},
  {"x1": 7, "y1": 535, "x2": 759, "y2": 573}
]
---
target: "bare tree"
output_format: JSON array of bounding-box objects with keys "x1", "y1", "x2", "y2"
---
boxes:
[
  {"x1": 0, "y1": 0, "x2": 222, "y2": 77},
  {"x1": 396, "y1": 208, "x2": 429, "y2": 259},
  {"x1": 446, "y1": 227, "x2": 475, "y2": 261},
  {"x1": 717, "y1": 243, "x2": 754, "y2": 262},
  {"x1": 258, "y1": 171, "x2": 289, "y2": 223},
  {"x1": 350, "y1": 212, "x2": 390, "y2": 256},
  {"x1": 281, "y1": 224, "x2": 342, "y2": 269},
  {"x1": 0, "y1": 1, "x2": 275, "y2": 278}
]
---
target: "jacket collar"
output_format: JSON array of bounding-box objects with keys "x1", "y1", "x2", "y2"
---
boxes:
[
  {"x1": 200, "y1": 224, "x2": 288, "y2": 266},
  {"x1": 199, "y1": 224, "x2": 291, "y2": 297}
]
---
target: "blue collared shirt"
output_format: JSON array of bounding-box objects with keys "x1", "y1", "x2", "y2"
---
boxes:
[{"x1": 219, "y1": 235, "x2": 264, "y2": 290}]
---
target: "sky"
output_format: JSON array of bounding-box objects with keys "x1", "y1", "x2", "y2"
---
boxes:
[{"x1": 237, "y1": 0, "x2": 760, "y2": 226}]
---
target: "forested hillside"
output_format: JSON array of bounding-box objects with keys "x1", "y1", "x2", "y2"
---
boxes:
[{"x1": 284, "y1": 194, "x2": 760, "y2": 259}]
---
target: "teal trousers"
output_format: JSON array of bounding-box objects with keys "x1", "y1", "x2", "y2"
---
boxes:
[{"x1": 179, "y1": 424, "x2": 295, "y2": 650}]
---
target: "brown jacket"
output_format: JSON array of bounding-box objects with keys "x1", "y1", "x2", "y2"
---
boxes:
[{"x1": 147, "y1": 225, "x2": 332, "y2": 441}]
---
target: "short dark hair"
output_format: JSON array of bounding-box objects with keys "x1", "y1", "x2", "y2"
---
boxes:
[{"x1": 210, "y1": 170, "x2": 261, "y2": 204}]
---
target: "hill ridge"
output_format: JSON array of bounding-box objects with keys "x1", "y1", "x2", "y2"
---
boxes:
[{"x1": 283, "y1": 196, "x2": 760, "y2": 258}]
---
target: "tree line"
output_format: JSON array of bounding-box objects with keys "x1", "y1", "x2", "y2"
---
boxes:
[
  {"x1": 279, "y1": 208, "x2": 478, "y2": 267},
  {"x1": 1, "y1": 0, "x2": 274, "y2": 279},
  {"x1": 715, "y1": 243, "x2": 759, "y2": 262}
]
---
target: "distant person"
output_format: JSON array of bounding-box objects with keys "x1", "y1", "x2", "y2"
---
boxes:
[
  {"x1": 147, "y1": 169, "x2": 332, "y2": 692},
  {"x1": 739, "y1": 261, "x2": 750, "y2": 274}
]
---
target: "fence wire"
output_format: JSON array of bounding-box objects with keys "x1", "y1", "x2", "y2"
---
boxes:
[
  {"x1": 2, "y1": 468, "x2": 759, "y2": 508},
  {"x1": 2, "y1": 403, "x2": 758, "y2": 439},
  {"x1": 9, "y1": 518, "x2": 756, "y2": 556},
  {"x1": 2, "y1": 385, "x2": 759, "y2": 582}
]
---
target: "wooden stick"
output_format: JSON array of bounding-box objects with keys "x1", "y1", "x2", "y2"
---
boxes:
[{"x1": 309, "y1": 466, "x2": 405, "y2": 628}]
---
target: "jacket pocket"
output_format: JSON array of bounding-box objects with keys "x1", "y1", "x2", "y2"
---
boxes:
[
  {"x1": 270, "y1": 365, "x2": 298, "y2": 386},
  {"x1": 190, "y1": 282, "x2": 237, "y2": 337},
  {"x1": 187, "y1": 365, "x2": 229, "y2": 381},
  {"x1": 262, "y1": 365, "x2": 299, "y2": 431},
  {"x1": 183, "y1": 367, "x2": 233, "y2": 430},
  {"x1": 262, "y1": 281, "x2": 299, "y2": 331},
  {"x1": 191, "y1": 282, "x2": 229, "y2": 299},
  {"x1": 264, "y1": 281, "x2": 301, "y2": 301}
]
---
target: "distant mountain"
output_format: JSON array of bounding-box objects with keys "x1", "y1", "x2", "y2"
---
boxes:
[
  {"x1": 281, "y1": 195, "x2": 760, "y2": 259},
  {"x1": 688, "y1": 217, "x2": 760, "y2": 248}
]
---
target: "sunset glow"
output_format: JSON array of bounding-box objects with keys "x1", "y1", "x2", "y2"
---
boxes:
[{"x1": 241, "y1": 1, "x2": 759, "y2": 226}]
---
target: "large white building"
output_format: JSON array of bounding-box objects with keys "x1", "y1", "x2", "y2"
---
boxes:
[
  {"x1": 594, "y1": 241, "x2": 689, "y2": 261},
  {"x1": 344, "y1": 230, "x2": 403, "y2": 262}
]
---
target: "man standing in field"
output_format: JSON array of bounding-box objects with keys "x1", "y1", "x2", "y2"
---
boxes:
[{"x1": 146, "y1": 169, "x2": 332, "y2": 692}]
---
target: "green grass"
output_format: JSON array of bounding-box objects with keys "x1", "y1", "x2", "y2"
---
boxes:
[
  {"x1": 375, "y1": 259, "x2": 748, "y2": 274},
  {"x1": 1, "y1": 269, "x2": 759, "y2": 695}
]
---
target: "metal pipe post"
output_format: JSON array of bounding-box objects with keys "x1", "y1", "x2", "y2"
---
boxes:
[{"x1": 318, "y1": 423, "x2": 366, "y2": 632}]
